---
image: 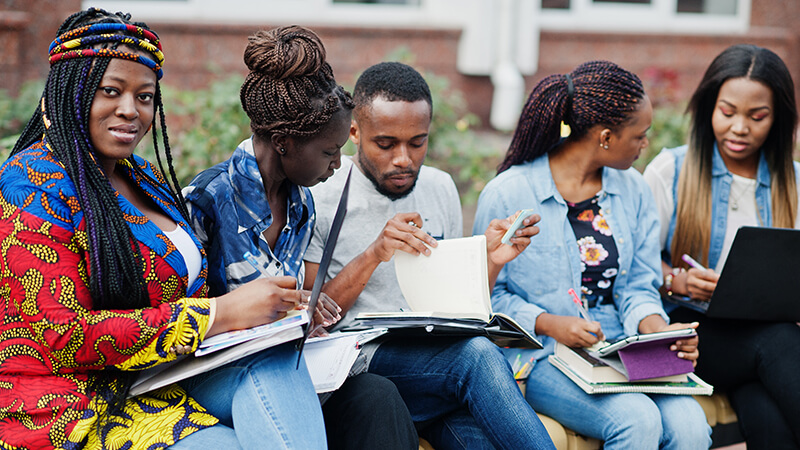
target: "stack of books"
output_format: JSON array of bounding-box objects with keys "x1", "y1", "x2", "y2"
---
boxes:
[{"x1": 549, "y1": 341, "x2": 713, "y2": 395}]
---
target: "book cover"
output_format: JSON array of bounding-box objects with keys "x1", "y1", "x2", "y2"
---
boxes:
[
  {"x1": 196, "y1": 310, "x2": 308, "y2": 356},
  {"x1": 587, "y1": 329, "x2": 696, "y2": 381},
  {"x1": 554, "y1": 342, "x2": 687, "y2": 383},
  {"x1": 130, "y1": 325, "x2": 304, "y2": 397}
]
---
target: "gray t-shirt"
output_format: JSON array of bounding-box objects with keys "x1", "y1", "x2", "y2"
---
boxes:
[{"x1": 305, "y1": 155, "x2": 463, "y2": 330}]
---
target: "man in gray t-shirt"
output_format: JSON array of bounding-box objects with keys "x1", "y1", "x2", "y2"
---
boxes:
[
  {"x1": 306, "y1": 155, "x2": 462, "y2": 330},
  {"x1": 304, "y1": 62, "x2": 554, "y2": 449}
]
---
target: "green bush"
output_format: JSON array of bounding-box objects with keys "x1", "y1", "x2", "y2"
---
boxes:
[
  {"x1": 634, "y1": 104, "x2": 690, "y2": 172},
  {"x1": 0, "y1": 62, "x2": 706, "y2": 201},
  {"x1": 0, "y1": 80, "x2": 46, "y2": 159},
  {"x1": 138, "y1": 75, "x2": 250, "y2": 185}
]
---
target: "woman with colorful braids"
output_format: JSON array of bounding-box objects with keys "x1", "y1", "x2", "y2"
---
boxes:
[
  {"x1": 183, "y1": 26, "x2": 419, "y2": 450},
  {"x1": 644, "y1": 44, "x2": 800, "y2": 449},
  {"x1": 0, "y1": 8, "x2": 336, "y2": 449},
  {"x1": 473, "y1": 60, "x2": 712, "y2": 449}
]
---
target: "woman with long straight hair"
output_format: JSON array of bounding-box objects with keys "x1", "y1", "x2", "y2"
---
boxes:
[{"x1": 644, "y1": 44, "x2": 800, "y2": 449}]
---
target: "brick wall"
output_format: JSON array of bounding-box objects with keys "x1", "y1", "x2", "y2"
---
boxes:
[{"x1": 2, "y1": 1, "x2": 799, "y2": 128}]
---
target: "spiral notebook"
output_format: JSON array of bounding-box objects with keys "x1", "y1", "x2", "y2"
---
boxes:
[{"x1": 548, "y1": 354, "x2": 713, "y2": 395}]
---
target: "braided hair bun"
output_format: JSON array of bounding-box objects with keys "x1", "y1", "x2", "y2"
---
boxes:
[
  {"x1": 244, "y1": 26, "x2": 326, "y2": 80},
  {"x1": 240, "y1": 25, "x2": 353, "y2": 138}
]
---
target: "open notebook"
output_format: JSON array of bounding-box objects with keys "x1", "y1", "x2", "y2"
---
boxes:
[{"x1": 355, "y1": 235, "x2": 541, "y2": 349}]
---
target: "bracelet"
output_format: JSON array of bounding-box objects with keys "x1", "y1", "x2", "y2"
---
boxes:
[{"x1": 664, "y1": 267, "x2": 685, "y2": 296}]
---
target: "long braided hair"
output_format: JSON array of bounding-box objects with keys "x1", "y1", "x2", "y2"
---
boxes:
[
  {"x1": 498, "y1": 60, "x2": 645, "y2": 173},
  {"x1": 11, "y1": 7, "x2": 185, "y2": 427},
  {"x1": 239, "y1": 25, "x2": 354, "y2": 140}
]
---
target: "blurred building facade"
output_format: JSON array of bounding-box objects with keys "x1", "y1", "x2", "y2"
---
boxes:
[{"x1": 1, "y1": 0, "x2": 798, "y2": 127}]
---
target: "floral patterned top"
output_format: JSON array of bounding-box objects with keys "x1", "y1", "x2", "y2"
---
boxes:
[
  {"x1": 566, "y1": 195, "x2": 619, "y2": 304},
  {"x1": 0, "y1": 141, "x2": 217, "y2": 449}
]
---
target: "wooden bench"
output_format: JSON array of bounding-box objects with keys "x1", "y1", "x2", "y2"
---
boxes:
[{"x1": 418, "y1": 394, "x2": 738, "y2": 450}]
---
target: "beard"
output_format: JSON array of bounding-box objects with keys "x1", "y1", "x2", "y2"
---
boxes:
[{"x1": 357, "y1": 146, "x2": 419, "y2": 201}]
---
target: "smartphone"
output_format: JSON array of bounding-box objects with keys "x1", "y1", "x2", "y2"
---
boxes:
[{"x1": 501, "y1": 209, "x2": 536, "y2": 245}]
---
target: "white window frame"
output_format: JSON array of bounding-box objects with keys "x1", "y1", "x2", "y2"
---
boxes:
[
  {"x1": 539, "y1": 0, "x2": 751, "y2": 35},
  {"x1": 86, "y1": 0, "x2": 448, "y2": 28},
  {"x1": 86, "y1": 0, "x2": 750, "y2": 77},
  {"x1": 85, "y1": 0, "x2": 539, "y2": 75}
]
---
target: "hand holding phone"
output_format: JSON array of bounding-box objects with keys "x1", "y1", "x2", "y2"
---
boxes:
[{"x1": 501, "y1": 209, "x2": 536, "y2": 245}]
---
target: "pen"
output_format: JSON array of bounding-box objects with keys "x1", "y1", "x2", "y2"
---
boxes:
[
  {"x1": 512, "y1": 353, "x2": 522, "y2": 373},
  {"x1": 568, "y1": 288, "x2": 592, "y2": 322},
  {"x1": 243, "y1": 251, "x2": 269, "y2": 277},
  {"x1": 681, "y1": 254, "x2": 707, "y2": 271}
]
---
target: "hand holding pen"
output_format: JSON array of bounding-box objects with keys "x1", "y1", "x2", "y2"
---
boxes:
[
  {"x1": 568, "y1": 288, "x2": 592, "y2": 322},
  {"x1": 680, "y1": 254, "x2": 719, "y2": 301},
  {"x1": 540, "y1": 289, "x2": 605, "y2": 348},
  {"x1": 243, "y1": 252, "x2": 341, "y2": 331}
]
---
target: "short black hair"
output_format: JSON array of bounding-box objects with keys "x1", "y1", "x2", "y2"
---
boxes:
[{"x1": 353, "y1": 62, "x2": 432, "y2": 116}]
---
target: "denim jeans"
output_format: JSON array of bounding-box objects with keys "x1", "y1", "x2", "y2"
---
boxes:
[
  {"x1": 169, "y1": 341, "x2": 326, "y2": 449},
  {"x1": 523, "y1": 359, "x2": 711, "y2": 450},
  {"x1": 368, "y1": 336, "x2": 555, "y2": 450}
]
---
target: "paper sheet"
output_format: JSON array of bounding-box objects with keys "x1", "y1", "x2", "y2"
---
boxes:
[{"x1": 393, "y1": 235, "x2": 491, "y2": 320}]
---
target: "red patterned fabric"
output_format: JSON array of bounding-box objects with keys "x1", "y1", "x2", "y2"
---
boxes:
[{"x1": 0, "y1": 142, "x2": 217, "y2": 449}]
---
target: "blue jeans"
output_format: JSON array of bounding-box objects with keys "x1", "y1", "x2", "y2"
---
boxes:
[
  {"x1": 524, "y1": 359, "x2": 711, "y2": 450},
  {"x1": 169, "y1": 341, "x2": 326, "y2": 449},
  {"x1": 368, "y1": 336, "x2": 555, "y2": 450}
]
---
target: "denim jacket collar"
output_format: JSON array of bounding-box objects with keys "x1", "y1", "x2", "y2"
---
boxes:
[
  {"x1": 528, "y1": 154, "x2": 622, "y2": 206},
  {"x1": 710, "y1": 142, "x2": 771, "y2": 189},
  {"x1": 665, "y1": 144, "x2": 772, "y2": 269}
]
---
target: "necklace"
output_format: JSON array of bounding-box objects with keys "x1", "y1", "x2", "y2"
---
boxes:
[{"x1": 730, "y1": 178, "x2": 755, "y2": 211}]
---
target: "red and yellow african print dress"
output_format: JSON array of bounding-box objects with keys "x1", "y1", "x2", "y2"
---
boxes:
[{"x1": 0, "y1": 142, "x2": 218, "y2": 449}]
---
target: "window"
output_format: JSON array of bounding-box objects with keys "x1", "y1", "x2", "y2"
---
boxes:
[
  {"x1": 540, "y1": 0, "x2": 749, "y2": 34},
  {"x1": 333, "y1": 0, "x2": 419, "y2": 3},
  {"x1": 677, "y1": 0, "x2": 737, "y2": 14}
]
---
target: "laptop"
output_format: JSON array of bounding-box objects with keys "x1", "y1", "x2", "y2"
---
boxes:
[{"x1": 669, "y1": 226, "x2": 800, "y2": 321}]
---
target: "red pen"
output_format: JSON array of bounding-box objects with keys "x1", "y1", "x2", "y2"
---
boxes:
[{"x1": 568, "y1": 288, "x2": 593, "y2": 322}]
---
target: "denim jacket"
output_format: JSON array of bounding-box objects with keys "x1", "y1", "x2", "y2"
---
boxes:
[
  {"x1": 184, "y1": 138, "x2": 314, "y2": 296},
  {"x1": 663, "y1": 144, "x2": 777, "y2": 269},
  {"x1": 473, "y1": 155, "x2": 668, "y2": 361}
]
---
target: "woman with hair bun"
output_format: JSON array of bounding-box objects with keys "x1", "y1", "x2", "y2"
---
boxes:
[
  {"x1": 0, "y1": 9, "x2": 338, "y2": 449},
  {"x1": 184, "y1": 25, "x2": 418, "y2": 450},
  {"x1": 474, "y1": 60, "x2": 712, "y2": 449}
]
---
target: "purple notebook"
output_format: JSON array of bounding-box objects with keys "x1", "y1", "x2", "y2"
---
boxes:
[
  {"x1": 616, "y1": 336, "x2": 695, "y2": 381},
  {"x1": 591, "y1": 328, "x2": 697, "y2": 381}
]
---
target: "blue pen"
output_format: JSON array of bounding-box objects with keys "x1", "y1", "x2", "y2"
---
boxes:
[
  {"x1": 681, "y1": 254, "x2": 707, "y2": 271},
  {"x1": 243, "y1": 251, "x2": 269, "y2": 277}
]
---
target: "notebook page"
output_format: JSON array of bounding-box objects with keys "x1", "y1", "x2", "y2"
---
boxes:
[{"x1": 394, "y1": 235, "x2": 490, "y2": 320}]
